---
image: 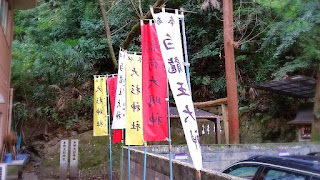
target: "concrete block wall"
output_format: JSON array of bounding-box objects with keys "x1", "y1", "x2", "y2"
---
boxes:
[
  {"x1": 134, "y1": 142, "x2": 320, "y2": 172},
  {"x1": 123, "y1": 147, "x2": 244, "y2": 180}
]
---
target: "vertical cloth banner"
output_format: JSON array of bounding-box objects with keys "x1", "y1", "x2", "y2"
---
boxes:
[
  {"x1": 93, "y1": 76, "x2": 108, "y2": 136},
  {"x1": 153, "y1": 12, "x2": 202, "y2": 170},
  {"x1": 112, "y1": 50, "x2": 127, "y2": 129},
  {"x1": 141, "y1": 22, "x2": 168, "y2": 141},
  {"x1": 107, "y1": 76, "x2": 123, "y2": 144},
  {"x1": 125, "y1": 53, "x2": 144, "y2": 145},
  {"x1": 107, "y1": 76, "x2": 117, "y2": 115}
]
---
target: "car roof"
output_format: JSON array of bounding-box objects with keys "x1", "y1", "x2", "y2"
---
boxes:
[{"x1": 239, "y1": 155, "x2": 320, "y2": 174}]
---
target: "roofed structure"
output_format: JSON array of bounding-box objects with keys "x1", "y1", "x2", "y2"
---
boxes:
[
  {"x1": 255, "y1": 75, "x2": 316, "y2": 98},
  {"x1": 287, "y1": 103, "x2": 313, "y2": 125}
]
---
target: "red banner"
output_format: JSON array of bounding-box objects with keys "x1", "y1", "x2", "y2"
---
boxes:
[
  {"x1": 141, "y1": 23, "x2": 168, "y2": 141},
  {"x1": 107, "y1": 76, "x2": 117, "y2": 115},
  {"x1": 107, "y1": 76, "x2": 122, "y2": 144}
]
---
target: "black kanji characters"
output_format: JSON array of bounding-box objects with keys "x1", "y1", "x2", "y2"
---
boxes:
[
  {"x1": 130, "y1": 121, "x2": 141, "y2": 131},
  {"x1": 183, "y1": 105, "x2": 195, "y2": 123},
  {"x1": 163, "y1": 33, "x2": 175, "y2": 50},
  {"x1": 177, "y1": 82, "x2": 190, "y2": 96}
]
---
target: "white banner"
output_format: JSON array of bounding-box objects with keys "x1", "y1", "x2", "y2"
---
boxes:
[
  {"x1": 152, "y1": 12, "x2": 202, "y2": 170},
  {"x1": 112, "y1": 50, "x2": 127, "y2": 129}
]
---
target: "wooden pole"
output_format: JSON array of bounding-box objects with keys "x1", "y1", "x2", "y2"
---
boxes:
[
  {"x1": 223, "y1": 0, "x2": 239, "y2": 143},
  {"x1": 221, "y1": 104, "x2": 229, "y2": 144},
  {"x1": 194, "y1": 98, "x2": 227, "y2": 108}
]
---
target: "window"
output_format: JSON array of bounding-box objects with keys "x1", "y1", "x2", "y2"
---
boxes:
[
  {"x1": 223, "y1": 163, "x2": 260, "y2": 179},
  {"x1": 312, "y1": 177, "x2": 320, "y2": 180},
  {"x1": 0, "y1": 0, "x2": 8, "y2": 33},
  {"x1": 262, "y1": 167, "x2": 308, "y2": 180}
]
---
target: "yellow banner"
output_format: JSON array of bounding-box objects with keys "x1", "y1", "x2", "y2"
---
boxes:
[
  {"x1": 126, "y1": 54, "x2": 144, "y2": 145},
  {"x1": 93, "y1": 76, "x2": 108, "y2": 136}
]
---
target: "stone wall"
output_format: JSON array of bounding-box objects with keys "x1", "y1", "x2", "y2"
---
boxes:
[
  {"x1": 123, "y1": 147, "x2": 243, "y2": 180},
  {"x1": 133, "y1": 142, "x2": 320, "y2": 172}
]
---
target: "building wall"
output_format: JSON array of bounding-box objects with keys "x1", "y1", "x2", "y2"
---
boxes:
[{"x1": 0, "y1": 0, "x2": 14, "y2": 151}]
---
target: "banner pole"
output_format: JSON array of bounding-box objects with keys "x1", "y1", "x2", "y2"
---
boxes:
[
  {"x1": 107, "y1": 78, "x2": 113, "y2": 180},
  {"x1": 143, "y1": 142, "x2": 147, "y2": 180},
  {"x1": 128, "y1": 145, "x2": 131, "y2": 180},
  {"x1": 167, "y1": 78, "x2": 173, "y2": 180},
  {"x1": 196, "y1": 170, "x2": 201, "y2": 180},
  {"x1": 120, "y1": 129, "x2": 124, "y2": 180},
  {"x1": 120, "y1": 138, "x2": 124, "y2": 180},
  {"x1": 180, "y1": 11, "x2": 191, "y2": 91}
]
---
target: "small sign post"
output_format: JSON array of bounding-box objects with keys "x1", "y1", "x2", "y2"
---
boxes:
[
  {"x1": 60, "y1": 140, "x2": 69, "y2": 180},
  {"x1": 70, "y1": 139, "x2": 79, "y2": 179}
]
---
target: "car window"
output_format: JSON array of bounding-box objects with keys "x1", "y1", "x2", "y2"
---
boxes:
[
  {"x1": 312, "y1": 177, "x2": 320, "y2": 180},
  {"x1": 262, "y1": 168, "x2": 308, "y2": 180},
  {"x1": 223, "y1": 164, "x2": 260, "y2": 179}
]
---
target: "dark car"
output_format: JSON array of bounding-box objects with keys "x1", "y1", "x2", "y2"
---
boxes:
[
  {"x1": 222, "y1": 155, "x2": 320, "y2": 180},
  {"x1": 308, "y1": 152, "x2": 320, "y2": 157}
]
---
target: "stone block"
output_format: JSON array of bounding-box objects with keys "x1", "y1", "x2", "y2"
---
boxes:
[
  {"x1": 155, "y1": 171, "x2": 167, "y2": 180},
  {"x1": 131, "y1": 173, "x2": 140, "y2": 180},
  {"x1": 130, "y1": 161, "x2": 136, "y2": 173},
  {"x1": 136, "y1": 162, "x2": 143, "y2": 175},
  {"x1": 146, "y1": 168, "x2": 155, "y2": 180}
]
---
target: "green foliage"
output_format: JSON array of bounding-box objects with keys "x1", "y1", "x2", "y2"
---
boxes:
[
  {"x1": 11, "y1": 0, "x2": 320, "y2": 132},
  {"x1": 211, "y1": 76, "x2": 227, "y2": 97}
]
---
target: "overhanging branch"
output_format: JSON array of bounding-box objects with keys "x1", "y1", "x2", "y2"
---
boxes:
[{"x1": 122, "y1": 0, "x2": 165, "y2": 50}]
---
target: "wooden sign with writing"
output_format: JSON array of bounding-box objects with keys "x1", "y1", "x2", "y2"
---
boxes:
[
  {"x1": 60, "y1": 140, "x2": 69, "y2": 180},
  {"x1": 70, "y1": 139, "x2": 79, "y2": 179}
]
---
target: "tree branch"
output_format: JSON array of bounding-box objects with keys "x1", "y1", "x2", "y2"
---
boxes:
[
  {"x1": 111, "y1": 20, "x2": 136, "y2": 36},
  {"x1": 129, "y1": 0, "x2": 141, "y2": 18},
  {"x1": 98, "y1": 0, "x2": 118, "y2": 68},
  {"x1": 138, "y1": 0, "x2": 143, "y2": 16},
  {"x1": 122, "y1": 0, "x2": 165, "y2": 50}
]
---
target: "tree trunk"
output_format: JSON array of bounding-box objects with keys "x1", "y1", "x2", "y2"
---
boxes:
[
  {"x1": 122, "y1": 0, "x2": 165, "y2": 50},
  {"x1": 311, "y1": 64, "x2": 320, "y2": 141},
  {"x1": 223, "y1": 0, "x2": 239, "y2": 144},
  {"x1": 98, "y1": 0, "x2": 118, "y2": 68}
]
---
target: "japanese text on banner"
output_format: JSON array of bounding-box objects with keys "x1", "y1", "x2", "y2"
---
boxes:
[
  {"x1": 93, "y1": 76, "x2": 108, "y2": 136},
  {"x1": 112, "y1": 50, "x2": 127, "y2": 129},
  {"x1": 125, "y1": 54, "x2": 144, "y2": 145},
  {"x1": 153, "y1": 12, "x2": 202, "y2": 170},
  {"x1": 141, "y1": 23, "x2": 168, "y2": 141},
  {"x1": 107, "y1": 76, "x2": 123, "y2": 144}
]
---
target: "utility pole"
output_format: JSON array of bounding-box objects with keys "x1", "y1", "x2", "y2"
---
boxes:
[{"x1": 223, "y1": 0, "x2": 239, "y2": 143}]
